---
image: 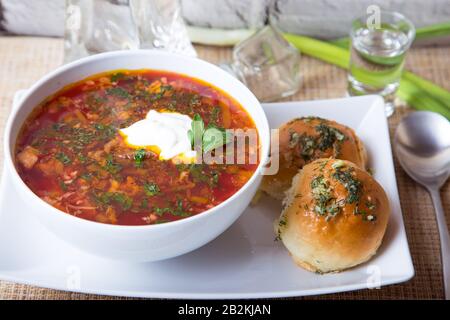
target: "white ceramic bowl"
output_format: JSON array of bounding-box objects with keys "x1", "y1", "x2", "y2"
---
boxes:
[{"x1": 4, "y1": 50, "x2": 270, "y2": 262}]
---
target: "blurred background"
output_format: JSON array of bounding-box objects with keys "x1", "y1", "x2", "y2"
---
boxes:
[{"x1": 0, "y1": 0, "x2": 449, "y2": 45}]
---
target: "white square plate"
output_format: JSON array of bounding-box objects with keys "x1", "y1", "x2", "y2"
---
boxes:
[{"x1": 0, "y1": 95, "x2": 414, "y2": 299}]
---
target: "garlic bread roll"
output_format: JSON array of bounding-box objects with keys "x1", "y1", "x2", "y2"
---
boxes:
[
  {"x1": 276, "y1": 159, "x2": 389, "y2": 274},
  {"x1": 261, "y1": 117, "x2": 367, "y2": 200}
]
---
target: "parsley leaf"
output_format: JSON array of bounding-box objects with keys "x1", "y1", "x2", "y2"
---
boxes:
[
  {"x1": 134, "y1": 149, "x2": 146, "y2": 167},
  {"x1": 188, "y1": 113, "x2": 204, "y2": 151},
  {"x1": 188, "y1": 113, "x2": 232, "y2": 153},
  {"x1": 144, "y1": 182, "x2": 160, "y2": 196},
  {"x1": 103, "y1": 154, "x2": 122, "y2": 174},
  {"x1": 202, "y1": 124, "x2": 233, "y2": 153},
  {"x1": 56, "y1": 152, "x2": 71, "y2": 165},
  {"x1": 93, "y1": 191, "x2": 133, "y2": 211},
  {"x1": 106, "y1": 87, "x2": 130, "y2": 99}
]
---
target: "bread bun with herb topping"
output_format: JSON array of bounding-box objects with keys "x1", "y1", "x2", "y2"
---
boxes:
[
  {"x1": 276, "y1": 158, "x2": 389, "y2": 274},
  {"x1": 261, "y1": 117, "x2": 367, "y2": 200}
]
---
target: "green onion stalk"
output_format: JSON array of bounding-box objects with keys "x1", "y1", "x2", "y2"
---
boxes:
[
  {"x1": 331, "y1": 21, "x2": 450, "y2": 48},
  {"x1": 187, "y1": 23, "x2": 450, "y2": 119},
  {"x1": 284, "y1": 33, "x2": 450, "y2": 119}
]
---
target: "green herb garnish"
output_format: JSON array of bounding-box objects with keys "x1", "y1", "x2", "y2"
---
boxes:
[
  {"x1": 94, "y1": 123, "x2": 116, "y2": 141},
  {"x1": 202, "y1": 124, "x2": 233, "y2": 153},
  {"x1": 315, "y1": 123, "x2": 345, "y2": 151},
  {"x1": 180, "y1": 164, "x2": 220, "y2": 187},
  {"x1": 52, "y1": 122, "x2": 65, "y2": 131},
  {"x1": 106, "y1": 87, "x2": 130, "y2": 99},
  {"x1": 79, "y1": 173, "x2": 92, "y2": 181},
  {"x1": 144, "y1": 182, "x2": 160, "y2": 196},
  {"x1": 310, "y1": 175, "x2": 344, "y2": 221},
  {"x1": 78, "y1": 154, "x2": 88, "y2": 164},
  {"x1": 56, "y1": 152, "x2": 71, "y2": 165},
  {"x1": 188, "y1": 164, "x2": 207, "y2": 184},
  {"x1": 153, "y1": 200, "x2": 190, "y2": 217},
  {"x1": 110, "y1": 72, "x2": 125, "y2": 82},
  {"x1": 354, "y1": 207, "x2": 366, "y2": 215},
  {"x1": 140, "y1": 198, "x2": 149, "y2": 209},
  {"x1": 354, "y1": 204, "x2": 377, "y2": 222},
  {"x1": 188, "y1": 114, "x2": 204, "y2": 151},
  {"x1": 212, "y1": 171, "x2": 220, "y2": 185},
  {"x1": 288, "y1": 131, "x2": 300, "y2": 148},
  {"x1": 311, "y1": 175, "x2": 332, "y2": 214},
  {"x1": 134, "y1": 149, "x2": 146, "y2": 167},
  {"x1": 188, "y1": 113, "x2": 232, "y2": 153},
  {"x1": 332, "y1": 166, "x2": 361, "y2": 204},
  {"x1": 154, "y1": 219, "x2": 171, "y2": 224},
  {"x1": 366, "y1": 200, "x2": 376, "y2": 210},
  {"x1": 189, "y1": 94, "x2": 201, "y2": 108},
  {"x1": 275, "y1": 215, "x2": 287, "y2": 241},
  {"x1": 210, "y1": 106, "x2": 221, "y2": 124},
  {"x1": 331, "y1": 160, "x2": 345, "y2": 170},
  {"x1": 93, "y1": 191, "x2": 133, "y2": 211},
  {"x1": 154, "y1": 206, "x2": 171, "y2": 216},
  {"x1": 299, "y1": 134, "x2": 316, "y2": 160},
  {"x1": 152, "y1": 84, "x2": 173, "y2": 101},
  {"x1": 103, "y1": 154, "x2": 122, "y2": 174},
  {"x1": 59, "y1": 179, "x2": 68, "y2": 191}
]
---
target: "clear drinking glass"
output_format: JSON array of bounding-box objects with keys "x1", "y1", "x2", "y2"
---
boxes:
[
  {"x1": 348, "y1": 11, "x2": 415, "y2": 117},
  {"x1": 64, "y1": 0, "x2": 196, "y2": 63},
  {"x1": 223, "y1": 25, "x2": 302, "y2": 102}
]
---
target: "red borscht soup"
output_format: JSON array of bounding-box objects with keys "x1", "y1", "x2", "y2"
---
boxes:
[{"x1": 15, "y1": 70, "x2": 259, "y2": 225}]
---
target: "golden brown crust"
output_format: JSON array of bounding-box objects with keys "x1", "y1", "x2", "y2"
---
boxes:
[
  {"x1": 261, "y1": 117, "x2": 367, "y2": 200},
  {"x1": 276, "y1": 159, "x2": 390, "y2": 274}
]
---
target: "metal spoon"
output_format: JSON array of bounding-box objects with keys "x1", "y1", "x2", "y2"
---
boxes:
[{"x1": 394, "y1": 111, "x2": 450, "y2": 299}]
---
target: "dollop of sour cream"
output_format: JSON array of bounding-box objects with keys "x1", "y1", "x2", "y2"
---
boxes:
[{"x1": 119, "y1": 110, "x2": 196, "y2": 162}]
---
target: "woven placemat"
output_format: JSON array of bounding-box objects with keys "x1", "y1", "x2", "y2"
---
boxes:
[{"x1": 0, "y1": 37, "x2": 449, "y2": 300}]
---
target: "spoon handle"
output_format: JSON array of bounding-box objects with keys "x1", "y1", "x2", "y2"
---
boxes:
[{"x1": 429, "y1": 188, "x2": 450, "y2": 300}]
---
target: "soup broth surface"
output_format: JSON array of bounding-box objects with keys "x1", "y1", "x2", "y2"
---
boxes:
[{"x1": 15, "y1": 70, "x2": 259, "y2": 225}]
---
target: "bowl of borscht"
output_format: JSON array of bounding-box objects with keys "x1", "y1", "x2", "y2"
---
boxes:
[{"x1": 4, "y1": 50, "x2": 270, "y2": 261}]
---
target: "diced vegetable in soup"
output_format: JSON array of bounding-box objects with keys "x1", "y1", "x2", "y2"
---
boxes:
[{"x1": 15, "y1": 70, "x2": 259, "y2": 225}]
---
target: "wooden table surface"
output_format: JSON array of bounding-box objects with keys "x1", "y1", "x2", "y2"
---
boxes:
[{"x1": 0, "y1": 37, "x2": 449, "y2": 299}]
